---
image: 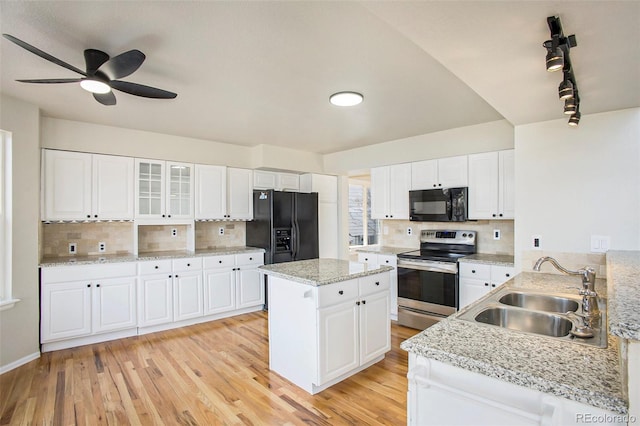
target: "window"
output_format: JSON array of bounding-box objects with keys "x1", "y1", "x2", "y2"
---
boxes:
[
  {"x1": 0, "y1": 130, "x2": 16, "y2": 310},
  {"x1": 348, "y1": 179, "x2": 379, "y2": 247}
]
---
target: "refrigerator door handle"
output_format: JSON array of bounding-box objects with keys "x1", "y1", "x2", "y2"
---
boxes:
[{"x1": 291, "y1": 195, "x2": 298, "y2": 260}]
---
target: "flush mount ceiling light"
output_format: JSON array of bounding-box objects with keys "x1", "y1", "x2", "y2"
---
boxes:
[
  {"x1": 543, "y1": 16, "x2": 581, "y2": 126},
  {"x1": 329, "y1": 91, "x2": 363, "y2": 107},
  {"x1": 80, "y1": 78, "x2": 111, "y2": 94}
]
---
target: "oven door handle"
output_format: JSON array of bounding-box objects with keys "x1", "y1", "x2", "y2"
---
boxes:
[{"x1": 398, "y1": 261, "x2": 457, "y2": 274}]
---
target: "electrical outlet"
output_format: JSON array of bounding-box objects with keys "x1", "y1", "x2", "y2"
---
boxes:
[
  {"x1": 493, "y1": 229, "x2": 501, "y2": 240},
  {"x1": 68, "y1": 243, "x2": 77, "y2": 255},
  {"x1": 171, "y1": 228, "x2": 177, "y2": 237},
  {"x1": 98, "y1": 242, "x2": 106, "y2": 253},
  {"x1": 218, "y1": 227, "x2": 225, "y2": 236},
  {"x1": 407, "y1": 227, "x2": 412, "y2": 236},
  {"x1": 532, "y1": 235, "x2": 542, "y2": 250}
]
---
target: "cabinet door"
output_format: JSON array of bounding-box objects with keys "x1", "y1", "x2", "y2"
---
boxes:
[
  {"x1": 173, "y1": 271, "x2": 203, "y2": 321},
  {"x1": 92, "y1": 154, "x2": 135, "y2": 220},
  {"x1": 227, "y1": 168, "x2": 253, "y2": 220},
  {"x1": 195, "y1": 164, "x2": 226, "y2": 220},
  {"x1": 411, "y1": 159, "x2": 438, "y2": 190},
  {"x1": 43, "y1": 150, "x2": 92, "y2": 221},
  {"x1": 468, "y1": 152, "x2": 499, "y2": 220},
  {"x1": 135, "y1": 159, "x2": 165, "y2": 219},
  {"x1": 458, "y1": 277, "x2": 491, "y2": 309},
  {"x1": 370, "y1": 166, "x2": 389, "y2": 219},
  {"x1": 41, "y1": 281, "x2": 92, "y2": 341},
  {"x1": 317, "y1": 302, "x2": 359, "y2": 385},
  {"x1": 203, "y1": 268, "x2": 236, "y2": 315},
  {"x1": 437, "y1": 156, "x2": 468, "y2": 188},
  {"x1": 166, "y1": 162, "x2": 194, "y2": 219},
  {"x1": 277, "y1": 173, "x2": 300, "y2": 191},
  {"x1": 388, "y1": 163, "x2": 411, "y2": 219},
  {"x1": 236, "y1": 266, "x2": 264, "y2": 309},
  {"x1": 377, "y1": 255, "x2": 398, "y2": 318},
  {"x1": 359, "y1": 290, "x2": 391, "y2": 365},
  {"x1": 498, "y1": 150, "x2": 515, "y2": 219},
  {"x1": 92, "y1": 277, "x2": 137, "y2": 333},
  {"x1": 253, "y1": 170, "x2": 277, "y2": 189},
  {"x1": 357, "y1": 253, "x2": 378, "y2": 267},
  {"x1": 490, "y1": 265, "x2": 515, "y2": 287},
  {"x1": 138, "y1": 274, "x2": 173, "y2": 326}
]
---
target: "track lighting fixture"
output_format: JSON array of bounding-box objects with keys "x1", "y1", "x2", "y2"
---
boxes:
[{"x1": 543, "y1": 16, "x2": 581, "y2": 126}]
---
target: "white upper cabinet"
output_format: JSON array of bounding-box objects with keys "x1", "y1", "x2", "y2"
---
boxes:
[
  {"x1": 411, "y1": 156, "x2": 468, "y2": 190},
  {"x1": 42, "y1": 149, "x2": 133, "y2": 221},
  {"x1": 195, "y1": 166, "x2": 252, "y2": 220},
  {"x1": 371, "y1": 164, "x2": 411, "y2": 220},
  {"x1": 253, "y1": 170, "x2": 300, "y2": 191},
  {"x1": 135, "y1": 158, "x2": 194, "y2": 220},
  {"x1": 468, "y1": 150, "x2": 514, "y2": 220},
  {"x1": 195, "y1": 164, "x2": 226, "y2": 220}
]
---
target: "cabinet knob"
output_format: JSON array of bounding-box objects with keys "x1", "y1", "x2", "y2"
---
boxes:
[
  {"x1": 375, "y1": 281, "x2": 380, "y2": 286},
  {"x1": 362, "y1": 300, "x2": 366, "y2": 305},
  {"x1": 175, "y1": 274, "x2": 179, "y2": 278},
  {"x1": 249, "y1": 257, "x2": 253, "y2": 260},
  {"x1": 94, "y1": 215, "x2": 98, "y2": 218},
  {"x1": 499, "y1": 214, "x2": 503, "y2": 217},
  {"x1": 385, "y1": 215, "x2": 389, "y2": 218},
  {"x1": 219, "y1": 260, "x2": 222, "y2": 263},
  {"x1": 438, "y1": 184, "x2": 442, "y2": 187},
  {"x1": 506, "y1": 273, "x2": 510, "y2": 277},
  {"x1": 471, "y1": 270, "x2": 476, "y2": 273},
  {"x1": 491, "y1": 284, "x2": 496, "y2": 287},
  {"x1": 155, "y1": 265, "x2": 159, "y2": 269},
  {"x1": 187, "y1": 263, "x2": 191, "y2": 267},
  {"x1": 484, "y1": 283, "x2": 489, "y2": 286},
  {"x1": 168, "y1": 214, "x2": 172, "y2": 218},
  {"x1": 492, "y1": 214, "x2": 497, "y2": 217},
  {"x1": 86, "y1": 215, "x2": 91, "y2": 218},
  {"x1": 169, "y1": 275, "x2": 172, "y2": 278},
  {"x1": 364, "y1": 258, "x2": 368, "y2": 261},
  {"x1": 385, "y1": 260, "x2": 389, "y2": 263},
  {"x1": 338, "y1": 290, "x2": 344, "y2": 295},
  {"x1": 87, "y1": 284, "x2": 91, "y2": 288},
  {"x1": 96, "y1": 284, "x2": 100, "y2": 287},
  {"x1": 356, "y1": 301, "x2": 360, "y2": 305},
  {"x1": 433, "y1": 184, "x2": 436, "y2": 187},
  {"x1": 390, "y1": 215, "x2": 393, "y2": 218},
  {"x1": 162, "y1": 214, "x2": 166, "y2": 218}
]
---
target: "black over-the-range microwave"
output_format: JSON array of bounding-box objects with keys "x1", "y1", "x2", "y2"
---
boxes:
[{"x1": 409, "y1": 187, "x2": 468, "y2": 222}]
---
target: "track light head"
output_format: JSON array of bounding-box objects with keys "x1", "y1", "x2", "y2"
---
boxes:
[
  {"x1": 545, "y1": 47, "x2": 564, "y2": 72},
  {"x1": 568, "y1": 111, "x2": 581, "y2": 126},
  {"x1": 564, "y1": 98, "x2": 577, "y2": 115},
  {"x1": 558, "y1": 77, "x2": 574, "y2": 99}
]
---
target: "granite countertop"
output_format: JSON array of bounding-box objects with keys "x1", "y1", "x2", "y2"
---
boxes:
[
  {"x1": 401, "y1": 271, "x2": 626, "y2": 414},
  {"x1": 458, "y1": 253, "x2": 515, "y2": 267},
  {"x1": 355, "y1": 246, "x2": 415, "y2": 256},
  {"x1": 39, "y1": 246, "x2": 265, "y2": 267},
  {"x1": 606, "y1": 250, "x2": 640, "y2": 341},
  {"x1": 259, "y1": 258, "x2": 393, "y2": 287}
]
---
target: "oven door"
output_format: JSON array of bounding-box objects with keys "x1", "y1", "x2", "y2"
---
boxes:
[{"x1": 397, "y1": 260, "x2": 458, "y2": 317}]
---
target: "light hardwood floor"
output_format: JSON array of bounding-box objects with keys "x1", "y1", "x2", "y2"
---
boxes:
[{"x1": 0, "y1": 312, "x2": 418, "y2": 425}]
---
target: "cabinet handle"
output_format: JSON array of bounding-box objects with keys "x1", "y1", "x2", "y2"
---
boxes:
[
  {"x1": 338, "y1": 290, "x2": 344, "y2": 295},
  {"x1": 356, "y1": 301, "x2": 360, "y2": 305},
  {"x1": 375, "y1": 281, "x2": 380, "y2": 286},
  {"x1": 362, "y1": 300, "x2": 366, "y2": 305}
]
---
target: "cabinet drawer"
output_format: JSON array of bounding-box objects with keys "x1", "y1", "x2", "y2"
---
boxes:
[
  {"x1": 459, "y1": 262, "x2": 491, "y2": 280},
  {"x1": 42, "y1": 262, "x2": 137, "y2": 283},
  {"x1": 377, "y1": 255, "x2": 397, "y2": 268},
  {"x1": 202, "y1": 255, "x2": 235, "y2": 269},
  {"x1": 236, "y1": 252, "x2": 264, "y2": 266},
  {"x1": 357, "y1": 253, "x2": 377, "y2": 265},
  {"x1": 491, "y1": 266, "x2": 515, "y2": 285},
  {"x1": 359, "y1": 273, "x2": 390, "y2": 297},
  {"x1": 172, "y1": 257, "x2": 202, "y2": 272},
  {"x1": 315, "y1": 279, "x2": 358, "y2": 308},
  {"x1": 138, "y1": 259, "x2": 172, "y2": 275}
]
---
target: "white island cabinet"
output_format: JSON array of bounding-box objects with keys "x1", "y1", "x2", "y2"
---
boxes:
[{"x1": 261, "y1": 259, "x2": 393, "y2": 395}]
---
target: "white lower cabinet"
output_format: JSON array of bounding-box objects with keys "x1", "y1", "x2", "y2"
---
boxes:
[
  {"x1": 357, "y1": 253, "x2": 398, "y2": 320},
  {"x1": 40, "y1": 263, "x2": 137, "y2": 351},
  {"x1": 407, "y1": 353, "x2": 625, "y2": 426},
  {"x1": 268, "y1": 271, "x2": 391, "y2": 394},
  {"x1": 459, "y1": 262, "x2": 515, "y2": 309}
]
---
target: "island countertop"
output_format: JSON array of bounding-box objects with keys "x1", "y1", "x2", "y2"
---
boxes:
[
  {"x1": 259, "y1": 258, "x2": 393, "y2": 287},
  {"x1": 401, "y1": 272, "x2": 626, "y2": 414}
]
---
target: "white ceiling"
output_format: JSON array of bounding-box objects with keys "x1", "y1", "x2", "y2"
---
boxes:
[{"x1": 1, "y1": 1, "x2": 638, "y2": 155}]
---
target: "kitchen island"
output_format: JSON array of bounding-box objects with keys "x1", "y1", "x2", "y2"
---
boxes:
[
  {"x1": 402, "y1": 271, "x2": 630, "y2": 425},
  {"x1": 260, "y1": 258, "x2": 393, "y2": 394}
]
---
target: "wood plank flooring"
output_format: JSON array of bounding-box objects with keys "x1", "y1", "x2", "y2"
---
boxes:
[{"x1": 0, "y1": 311, "x2": 418, "y2": 425}]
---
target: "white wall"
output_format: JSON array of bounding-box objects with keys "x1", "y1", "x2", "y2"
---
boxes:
[
  {"x1": 323, "y1": 119, "x2": 514, "y2": 174},
  {"x1": 0, "y1": 95, "x2": 41, "y2": 371},
  {"x1": 514, "y1": 108, "x2": 640, "y2": 270}
]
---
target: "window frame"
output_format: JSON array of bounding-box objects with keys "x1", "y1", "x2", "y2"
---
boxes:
[
  {"x1": 0, "y1": 130, "x2": 17, "y2": 311},
  {"x1": 348, "y1": 178, "x2": 379, "y2": 248}
]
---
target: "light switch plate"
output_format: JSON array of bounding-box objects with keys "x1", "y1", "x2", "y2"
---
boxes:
[{"x1": 590, "y1": 235, "x2": 610, "y2": 253}]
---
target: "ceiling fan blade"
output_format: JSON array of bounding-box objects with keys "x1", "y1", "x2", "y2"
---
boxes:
[
  {"x1": 93, "y1": 91, "x2": 116, "y2": 106},
  {"x1": 84, "y1": 49, "x2": 110, "y2": 75},
  {"x1": 16, "y1": 78, "x2": 82, "y2": 84},
  {"x1": 111, "y1": 80, "x2": 177, "y2": 99},
  {"x1": 99, "y1": 50, "x2": 145, "y2": 80},
  {"x1": 2, "y1": 33, "x2": 86, "y2": 76}
]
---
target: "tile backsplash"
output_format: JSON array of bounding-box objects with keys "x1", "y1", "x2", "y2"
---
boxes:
[
  {"x1": 41, "y1": 222, "x2": 134, "y2": 257},
  {"x1": 195, "y1": 221, "x2": 246, "y2": 249},
  {"x1": 522, "y1": 250, "x2": 607, "y2": 278},
  {"x1": 380, "y1": 219, "x2": 514, "y2": 255},
  {"x1": 137, "y1": 225, "x2": 189, "y2": 253}
]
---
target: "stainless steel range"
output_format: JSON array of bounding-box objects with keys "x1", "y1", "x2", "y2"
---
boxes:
[{"x1": 396, "y1": 230, "x2": 476, "y2": 329}]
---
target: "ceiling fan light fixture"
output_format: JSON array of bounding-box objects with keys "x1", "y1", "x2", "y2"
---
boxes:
[
  {"x1": 80, "y1": 78, "x2": 111, "y2": 94},
  {"x1": 329, "y1": 91, "x2": 363, "y2": 107}
]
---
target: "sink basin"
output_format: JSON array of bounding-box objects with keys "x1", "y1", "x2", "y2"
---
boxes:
[
  {"x1": 498, "y1": 291, "x2": 579, "y2": 313},
  {"x1": 474, "y1": 306, "x2": 573, "y2": 338}
]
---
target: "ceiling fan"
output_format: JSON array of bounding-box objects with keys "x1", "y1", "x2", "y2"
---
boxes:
[{"x1": 2, "y1": 34, "x2": 177, "y2": 106}]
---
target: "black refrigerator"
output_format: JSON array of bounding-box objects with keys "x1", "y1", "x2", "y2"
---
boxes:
[{"x1": 246, "y1": 190, "x2": 319, "y2": 309}]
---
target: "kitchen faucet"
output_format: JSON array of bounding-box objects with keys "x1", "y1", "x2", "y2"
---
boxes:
[{"x1": 533, "y1": 256, "x2": 600, "y2": 337}]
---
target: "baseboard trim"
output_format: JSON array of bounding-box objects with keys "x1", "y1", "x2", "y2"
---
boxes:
[{"x1": 0, "y1": 351, "x2": 40, "y2": 375}]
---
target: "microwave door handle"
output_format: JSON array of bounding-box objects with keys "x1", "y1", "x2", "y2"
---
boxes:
[{"x1": 447, "y1": 192, "x2": 453, "y2": 221}]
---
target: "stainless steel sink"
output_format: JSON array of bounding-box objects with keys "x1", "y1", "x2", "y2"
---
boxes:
[
  {"x1": 498, "y1": 291, "x2": 579, "y2": 313},
  {"x1": 457, "y1": 286, "x2": 607, "y2": 348},
  {"x1": 474, "y1": 306, "x2": 573, "y2": 338}
]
